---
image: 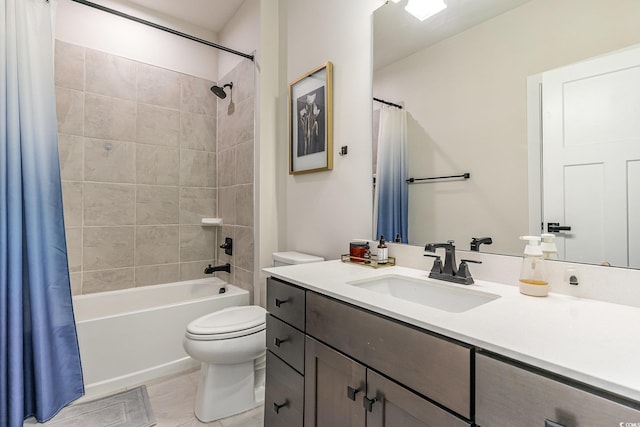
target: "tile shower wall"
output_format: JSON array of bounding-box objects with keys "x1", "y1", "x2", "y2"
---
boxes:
[
  {"x1": 213, "y1": 60, "x2": 256, "y2": 301},
  {"x1": 55, "y1": 40, "x2": 218, "y2": 295}
]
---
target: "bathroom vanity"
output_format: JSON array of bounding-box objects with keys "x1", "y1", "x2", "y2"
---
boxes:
[{"x1": 263, "y1": 261, "x2": 640, "y2": 426}]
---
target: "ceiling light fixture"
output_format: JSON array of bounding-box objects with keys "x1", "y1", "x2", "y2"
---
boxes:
[{"x1": 404, "y1": 0, "x2": 447, "y2": 21}]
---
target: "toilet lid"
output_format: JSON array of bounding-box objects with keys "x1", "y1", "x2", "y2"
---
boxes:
[{"x1": 186, "y1": 305, "x2": 266, "y2": 336}]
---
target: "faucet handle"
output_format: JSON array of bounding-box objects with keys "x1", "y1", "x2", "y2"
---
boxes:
[
  {"x1": 424, "y1": 253, "x2": 443, "y2": 274},
  {"x1": 457, "y1": 259, "x2": 482, "y2": 285}
]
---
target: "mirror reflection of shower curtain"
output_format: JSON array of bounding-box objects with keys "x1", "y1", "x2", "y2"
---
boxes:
[{"x1": 374, "y1": 106, "x2": 408, "y2": 243}]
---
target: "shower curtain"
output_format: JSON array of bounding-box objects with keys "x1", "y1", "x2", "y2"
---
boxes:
[
  {"x1": 1, "y1": 1, "x2": 84, "y2": 426},
  {"x1": 374, "y1": 105, "x2": 408, "y2": 243}
]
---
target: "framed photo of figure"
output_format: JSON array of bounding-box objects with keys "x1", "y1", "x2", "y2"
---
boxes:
[{"x1": 288, "y1": 62, "x2": 333, "y2": 174}]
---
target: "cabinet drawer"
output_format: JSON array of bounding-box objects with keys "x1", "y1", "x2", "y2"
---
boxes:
[
  {"x1": 306, "y1": 292, "x2": 472, "y2": 419},
  {"x1": 265, "y1": 350, "x2": 304, "y2": 427},
  {"x1": 267, "y1": 278, "x2": 305, "y2": 330},
  {"x1": 476, "y1": 353, "x2": 640, "y2": 427},
  {"x1": 267, "y1": 314, "x2": 305, "y2": 374}
]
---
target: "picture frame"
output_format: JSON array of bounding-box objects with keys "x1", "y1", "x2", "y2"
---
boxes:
[{"x1": 289, "y1": 62, "x2": 333, "y2": 174}]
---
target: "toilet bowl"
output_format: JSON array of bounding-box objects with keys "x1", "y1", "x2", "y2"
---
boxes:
[{"x1": 183, "y1": 305, "x2": 266, "y2": 422}]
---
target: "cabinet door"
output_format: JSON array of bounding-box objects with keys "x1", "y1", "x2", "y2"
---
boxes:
[
  {"x1": 366, "y1": 370, "x2": 471, "y2": 427},
  {"x1": 265, "y1": 351, "x2": 304, "y2": 427},
  {"x1": 476, "y1": 353, "x2": 640, "y2": 427},
  {"x1": 304, "y1": 336, "x2": 366, "y2": 427}
]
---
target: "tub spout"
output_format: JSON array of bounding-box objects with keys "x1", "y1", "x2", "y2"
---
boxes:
[{"x1": 204, "y1": 263, "x2": 231, "y2": 274}]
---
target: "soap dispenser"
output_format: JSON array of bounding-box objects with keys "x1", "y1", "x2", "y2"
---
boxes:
[
  {"x1": 540, "y1": 233, "x2": 558, "y2": 260},
  {"x1": 518, "y1": 236, "x2": 549, "y2": 297}
]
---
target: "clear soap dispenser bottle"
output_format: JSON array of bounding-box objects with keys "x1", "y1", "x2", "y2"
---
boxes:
[{"x1": 518, "y1": 235, "x2": 549, "y2": 297}]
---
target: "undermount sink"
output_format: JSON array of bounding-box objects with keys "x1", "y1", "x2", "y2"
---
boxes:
[{"x1": 347, "y1": 275, "x2": 500, "y2": 313}]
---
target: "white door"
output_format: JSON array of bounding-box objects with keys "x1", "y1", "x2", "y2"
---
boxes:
[{"x1": 542, "y1": 45, "x2": 640, "y2": 267}]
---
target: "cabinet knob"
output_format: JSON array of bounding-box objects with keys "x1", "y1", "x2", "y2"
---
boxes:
[
  {"x1": 545, "y1": 420, "x2": 566, "y2": 427},
  {"x1": 273, "y1": 400, "x2": 289, "y2": 414},
  {"x1": 274, "y1": 297, "x2": 289, "y2": 308},
  {"x1": 347, "y1": 385, "x2": 362, "y2": 401},
  {"x1": 363, "y1": 396, "x2": 378, "y2": 412},
  {"x1": 274, "y1": 337, "x2": 289, "y2": 347}
]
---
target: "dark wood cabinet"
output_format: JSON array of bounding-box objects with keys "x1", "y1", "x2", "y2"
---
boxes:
[
  {"x1": 304, "y1": 336, "x2": 366, "y2": 427},
  {"x1": 265, "y1": 276, "x2": 639, "y2": 427},
  {"x1": 475, "y1": 353, "x2": 640, "y2": 427},
  {"x1": 304, "y1": 336, "x2": 470, "y2": 427}
]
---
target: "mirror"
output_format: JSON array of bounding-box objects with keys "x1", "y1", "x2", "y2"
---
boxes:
[{"x1": 372, "y1": 0, "x2": 640, "y2": 268}]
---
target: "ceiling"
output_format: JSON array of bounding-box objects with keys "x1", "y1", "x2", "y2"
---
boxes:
[
  {"x1": 122, "y1": 0, "x2": 245, "y2": 33},
  {"x1": 374, "y1": 0, "x2": 532, "y2": 70}
]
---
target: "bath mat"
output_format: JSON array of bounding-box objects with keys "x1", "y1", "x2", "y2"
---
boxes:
[{"x1": 24, "y1": 386, "x2": 156, "y2": 427}]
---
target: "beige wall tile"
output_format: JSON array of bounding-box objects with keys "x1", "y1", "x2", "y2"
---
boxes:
[
  {"x1": 235, "y1": 226, "x2": 254, "y2": 272},
  {"x1": 135, "y1": 264, "x2": 180, "y2": 287},
  {"x1": 69, "y1": 272, "x2": 82, "y2": 296},
  {"x1": 83, "y1": 226, "x2": 134, "y2": 270},
  {"x1": 84, "y1": 138, "x2": 135, "y2": 183},
  {"x1": 85, "y1": 94, "x2": 136, "y2": 141},
  {"x1": 137, "y1": 104, "x2": 180, "y2": 147},
  {"x1": 180, "y1": 150, "x2": 216, "y2": 187},
  {"x1": 58, "y1": 134, "x2": 83, "y2": 181},
  {"x1": 234, "y1": 266, "x2": 254, "y2": 302},
  {"x1": 218, "y1": 187, "x2": 237, "y2": 225},
  {"x1": 179, "y1": 226, "x2": 214, "y2": 262},
  {"x1": 85, "y1": 49, "x2": 137, "y2": 100},
  {"x1": 136, "y1": 145, "x2": 180, "y2": 186},
  {"x1": 136, "y1": 185, "x2": 179, "y2": 225},
  {"x1": 179, "y1": 187, "x2": 216, "y2": 225},
  {"x1": 236, "y1": 185, "x2": 253, "y2": 227},
  {"x1": 236, "y1": 141, "x2": 254, "y2": 185},
  {"x1": 83, "y1": 268, "x2": 134, "y2": 294},
  {"x1": 56, "y1": 87, "x2": 84, "y2": 136},
  {"x1": 62, "y1": 181, "x2": 83, "y2": 227},
  {"x1": 84, "y1": 183, "x2": 135, "y2": 226},
  {"x1": 65, "y1": 227, "x2": 83, "y2": 273},
  {"x1": 217, "y1": 148, "x2": 236, "y2": 188},
  {"x1": 135, "y1": 226, "x2": 179, "y2": 266},
  {"x1": 55, "y1": 40, "x2": 84, "y2": 91},
  {"x1": 180, "y1": 75, "x2": 216, "y2": 116},
  {"x1": 137, "y1": 63, "x2": 181, "y2": 109},
  {"x1": 180, "y1": 112, "x2": 216, "y2": 152},
  {"x1": 179, "y1": 260, "x2": 214, "y2": 281},
  {"x1": 229, "y1": 60, "x2": 255, "y2": 104}
]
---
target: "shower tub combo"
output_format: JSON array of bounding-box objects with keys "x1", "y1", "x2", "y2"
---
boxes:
[{"x1": 72, "y1": 277, "x2": 248, "y2": 399}]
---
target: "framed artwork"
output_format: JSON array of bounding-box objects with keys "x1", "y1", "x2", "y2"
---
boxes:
[{"x1": 288, "y1": 62, "x2": 333, "y2": 174}]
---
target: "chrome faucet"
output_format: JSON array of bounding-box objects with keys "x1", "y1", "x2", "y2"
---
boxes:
[{"x1": 424, "y1": 240, "x2": 481, "y2": 285}]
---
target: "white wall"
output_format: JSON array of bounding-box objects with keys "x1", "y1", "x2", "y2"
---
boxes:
[
  {"x1": 218, "y1": 0, "x2": 260, "y2": 78},
  {"x1": 282, "y1": 0, "x2": 381, "y2": 261},
  {"x1": 374, "y1": 0, "x2": 640, "y2": 256},
  {"x1": 55, "y1": 0, "x2": 219, "y2": 80}
]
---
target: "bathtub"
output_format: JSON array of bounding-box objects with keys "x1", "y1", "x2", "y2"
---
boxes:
[{"x1": 73, "y1": 277, "x2": 249, "y2": 399}]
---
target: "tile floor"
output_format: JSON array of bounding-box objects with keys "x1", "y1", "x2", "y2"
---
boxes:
[{"x1": 146, "y1": 370, "x2": 264, "y2": 427}]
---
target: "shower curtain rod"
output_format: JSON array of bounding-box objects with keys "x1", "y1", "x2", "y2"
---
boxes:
[
  {"x1": 373, "y1": 97, "x2": 403, "y2": 109},
  {"x1": 70, "y1": 0, "x2": 255, "y2": 61}
]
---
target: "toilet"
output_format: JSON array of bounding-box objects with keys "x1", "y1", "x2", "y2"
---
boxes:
[
  {"x1": 183, "y1": 251, "x2": 323, "y2": 422},
  {"x1": 183, "y1": 305, "x2": 267, "y2": 422}
]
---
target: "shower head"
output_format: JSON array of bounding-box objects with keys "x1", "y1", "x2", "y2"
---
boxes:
[{"x1": 210, "y1": 82, "x2": 233, "y2": 99}]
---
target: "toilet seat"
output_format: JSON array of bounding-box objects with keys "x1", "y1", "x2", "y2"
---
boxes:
[{"x1": 186, "y1": 306, "x2": 266, "y2": 341}]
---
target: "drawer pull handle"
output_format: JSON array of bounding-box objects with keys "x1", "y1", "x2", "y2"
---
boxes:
[
  {"x1": 275, "y1": 298, "x2": 289, "y2": 308},
  {"x1": 347, "y1": 385, "x2": 362, "y2": 401},
  {"x1": 273, "y1": 400, "x2": 289, "y2": 414},
  {"x1": 363, "y1": 396, "x2": 378, "y2": 412},
  {"x1": 274, "y1": 337, "x2": 289, "y2": 347},
  {"x1": 545, "y1": 420, "x2": 566, "y2": 427}
]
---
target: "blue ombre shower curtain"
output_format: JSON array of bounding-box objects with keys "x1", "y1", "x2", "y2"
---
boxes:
[
  {"x1": 1, "y1": 0, "x2": 84, "y2": 426},
  {"x1": 375, "y1": 105, "x2": 408, "y2": 243}
]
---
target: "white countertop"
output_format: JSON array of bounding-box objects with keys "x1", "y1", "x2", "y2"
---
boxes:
[{"x1": 264, "y1": 260, "x2": 640, "y2": 402}]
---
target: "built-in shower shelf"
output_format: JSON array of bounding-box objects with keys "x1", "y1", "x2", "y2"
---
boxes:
[{"x1": 201, "y1": 218, "x2": 223, "y2": 226}]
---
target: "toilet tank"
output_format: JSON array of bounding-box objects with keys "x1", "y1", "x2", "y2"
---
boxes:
[{"x1": 272, "y1": 251, "x2": 324, "y2": 267}]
